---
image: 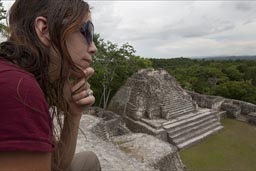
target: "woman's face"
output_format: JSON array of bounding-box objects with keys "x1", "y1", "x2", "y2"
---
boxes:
[
  {"x1": 48, "y1": 15, "x2": 97, "y2": 81},
  {"x1": 66, "y1": 15, "x2": 97, "y2": 71}
]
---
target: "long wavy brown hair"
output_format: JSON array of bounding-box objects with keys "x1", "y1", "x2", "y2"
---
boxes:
[{"x1": 0, "y1": 0, "x2": 90, "y2": 170}]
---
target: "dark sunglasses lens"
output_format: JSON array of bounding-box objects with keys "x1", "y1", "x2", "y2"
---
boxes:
[
  {"x1": 86, "y1": 23, "x2": 94, "y2": 44},
  {"x1": 81, "y1": 22, "x2": 94, "y2": 45}
]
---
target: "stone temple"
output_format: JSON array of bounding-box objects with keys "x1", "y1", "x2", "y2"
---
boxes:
[{"x1": 108, "y1": 69, "x2": 223, "y2": 149}]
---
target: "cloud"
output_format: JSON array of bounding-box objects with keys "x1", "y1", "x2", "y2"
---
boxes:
[
  {"x1": 1, "y1": 1, "x2": 256, "y2": 58},
  {"x1": 106, "y1": 1, "x2": 256, "y2": 58},
  {"x1": 91, "y1": 2, "x2": 249, "y2": 40},
  {"x1": 152, "y1": 20, "x2": 256, "y2": 58},
  {"x1": 226, "y1": 1, "x2": 256, "y2": 11},
  {"x1": 88, "y1": 1, "x2": 122, "y2": 42}
]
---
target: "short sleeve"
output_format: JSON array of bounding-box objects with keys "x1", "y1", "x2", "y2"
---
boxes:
[{"x1": 0, "y1": 69, "x2": 55, "y2": 152}]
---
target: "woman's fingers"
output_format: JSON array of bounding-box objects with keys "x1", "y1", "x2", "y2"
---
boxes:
[
  {"x1": 69, "y1": 67, "x2": 94, "y2": 93},
  {"x1": 75, "y1": 93, "x2": 95, "y2": 106},
  {"x1": 66, "y1": 67, "x2": 95, "y2": 107},
  {"x1": 71, "y1": 78, "x2": 86, "y2": 93},
  {"x1": 71, "y1": 80, "x2": 90, "y2": 94},
  {"x1": 72, "y1": 88, "x2": 92, "y2": 102},
  {"x1": 84, "y1": 67, "x2": 94, "y2": 81}
]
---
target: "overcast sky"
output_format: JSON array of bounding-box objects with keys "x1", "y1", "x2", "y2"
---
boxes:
[{"x1": 1, "y1": 1, "x2": 256, "y2": 58}]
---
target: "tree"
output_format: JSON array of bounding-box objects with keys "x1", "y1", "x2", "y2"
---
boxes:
[
  {"x1": 242, "y1": 66, "x2": 256, "y2": 86},
  {"x1": 0, "y1": 2, "x2": 8, "y2": 37},
  {"x1": 222, "y1": 65, "x2": 244, "y2": 81},
  {"x1": 213, "y1": 81, "x2": 256, "y2": 104},
  {"x1": 90, "y1": 34, "x2": 152, "y2": 108}
]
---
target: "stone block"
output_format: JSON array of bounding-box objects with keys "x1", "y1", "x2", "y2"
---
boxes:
[
  {"x1": 248, "y1": 112, "x2": 256, "y2": 125},
  {"x1": 221, "y1": 102, "x2": 241, "y2": 118}
]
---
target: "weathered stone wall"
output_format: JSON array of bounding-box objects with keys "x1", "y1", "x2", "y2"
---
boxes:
[
  {"x1": 187, "y1": 91, "x2": 256, "y2": 121},
  {"x1": 188, "y1": 91, "x2": 225, "y2": 110}
]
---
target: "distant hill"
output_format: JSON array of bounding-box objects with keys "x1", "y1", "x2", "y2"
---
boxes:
[{"x1": 191, "y1": 56, "x2": 256, "y2": 60}]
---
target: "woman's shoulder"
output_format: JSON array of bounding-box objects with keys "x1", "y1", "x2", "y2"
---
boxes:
[
  {"x1": 0, "y1": 59, "x2": 34, "y2": 78},
  {"x1": 0, "y1": 59, "x2": 41, "y2": 91},
  {"x1": 0, "y1": 59, "x2": 48, "y2": 113}
]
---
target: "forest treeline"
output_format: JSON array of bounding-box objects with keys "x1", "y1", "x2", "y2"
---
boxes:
[
  {"x1": 91, "y1": 35, "x2": 256, "y2": 107},
  {"x1": 151, "y1": 58, "x2": 256, "y2": 104}
]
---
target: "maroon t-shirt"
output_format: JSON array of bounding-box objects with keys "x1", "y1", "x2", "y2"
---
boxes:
[{"x1": 0, "y1": 60, "x2": 54, "y2": 152}]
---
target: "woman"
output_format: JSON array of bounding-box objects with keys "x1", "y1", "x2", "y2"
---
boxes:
[{"x1": 0, "y1": 0, "x2": 101, "y2": 171}]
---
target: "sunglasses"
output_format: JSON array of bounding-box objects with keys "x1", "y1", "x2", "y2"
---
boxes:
[{"x1": 80, "y1": 20, "x2": 94, "y2": 45}]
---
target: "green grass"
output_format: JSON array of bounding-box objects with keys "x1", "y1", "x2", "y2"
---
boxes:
[{"x1": 180, "y1": 119, "x2": 256, "y2": 171}]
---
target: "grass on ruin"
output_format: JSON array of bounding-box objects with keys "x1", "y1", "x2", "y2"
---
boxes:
[{"x1": 180, "y1": 118, "x2": 256, "y2": 171}]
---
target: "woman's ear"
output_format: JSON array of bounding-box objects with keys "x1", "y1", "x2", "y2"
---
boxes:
[{"x1": 34, "y1": 16, "x2": 50, "y2": 47}]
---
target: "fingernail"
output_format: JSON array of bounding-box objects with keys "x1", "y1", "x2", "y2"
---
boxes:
[{"x1": 84, "y1": 69, "x2": 87, "y2": 75}]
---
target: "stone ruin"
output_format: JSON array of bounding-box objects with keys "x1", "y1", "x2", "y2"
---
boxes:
[
  {"x1": 107, "y1": 69, "x2": 224, "y2": 149},
  {"x1": 76, "y1": 107, "x2": 185, "y2": 171}
]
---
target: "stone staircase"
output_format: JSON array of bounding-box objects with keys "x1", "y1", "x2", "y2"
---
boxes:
[
  {"x1": 161, "y1": 86, "x2": 195, "y2": 119},
  {"x1": 162, "y1": 108, "x2": 223, "y2": 149},
  {"x1": 166, "y1": 103, "x2": 194, "y2": 118}
]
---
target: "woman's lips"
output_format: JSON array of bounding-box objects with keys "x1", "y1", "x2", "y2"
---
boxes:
[
  {"x1": 83, "y1": 55, "x2": 92, "y2": 63},
  {"x1": 76, "y1": 59, "x2": 91, "y2": 70}
]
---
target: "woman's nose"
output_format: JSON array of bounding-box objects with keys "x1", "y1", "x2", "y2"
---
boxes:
[{"x1": 88, "y1": 42, "x2": 97, "y2": 55}]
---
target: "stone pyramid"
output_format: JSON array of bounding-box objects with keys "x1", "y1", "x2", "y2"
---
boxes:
[{"x1": 108, "y1": 69, "x2": 223, "y2": 149}]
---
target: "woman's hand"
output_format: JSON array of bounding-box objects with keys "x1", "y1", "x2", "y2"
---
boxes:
[{"x1": 63, "y1": 67, "x2": 95, "y2": 116}]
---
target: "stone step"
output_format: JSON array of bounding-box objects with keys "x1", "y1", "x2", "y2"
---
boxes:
[
  {"x1": 140, "y1": 118, "x2": 167, "y2": 129},
  {"x1": 163, "y1": 94, "x2": 180, "y2": 98},
  {"x1": 92, "y1": 124, "x2": 110, "y2": 142},
  {"x1": 167, "y1": 107, "x2": 195, "y2": 119},
  {"x1": 177, "y1": 125, "x2": 223, "y2": 149},
  {"x1": 164, "y1": 108, "x2": 194, "y2": 118},
  {"x1": 173, "y1": 122, "x2": 222, "y2": 145},
  {"x1": 173, "y1": 102, "x2": 193, "y2": 107},
  {"x1": 162, "y1": 109, "x2": 207, "y2": 126},
  {"x1": 163, "y1": 98, "x2": 191, "y2": 105},
  {"x1": 162, "y1": 93, "x2": 189, "y2": 100},
  {"x1": 163, "y1": 104, "x2": 194, "y2": 114},
  {"x1": 162, "y1": 101, "x2": 187, "y2": 108},
  {"x1": 163, "y1": 110, "x2": 212, "y2": 129},
  {"x1": 169, "y1": 114, "x2": 217, "y2": 132},
  {"x1": 163, "y1": 95, "x2": 182, "y2": 100},
  {"x1": 170, "y1": 120, "x2": 220, "y2": 140},
  {"x1": 168, "y1": 113, "x2": 195, "y2": 122},
  {"x1": 163, "y1": 90, "x2": 181, "y2": 96},
  {"x1": 167, "y1": 110, "x2": 194, "y2": 120},
  {"x1": 162, "y1": 103, "x2": 194, "y2": 112},
  {"x1": 168, "y1": 114, "x2": 217, "y2": 136}
]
